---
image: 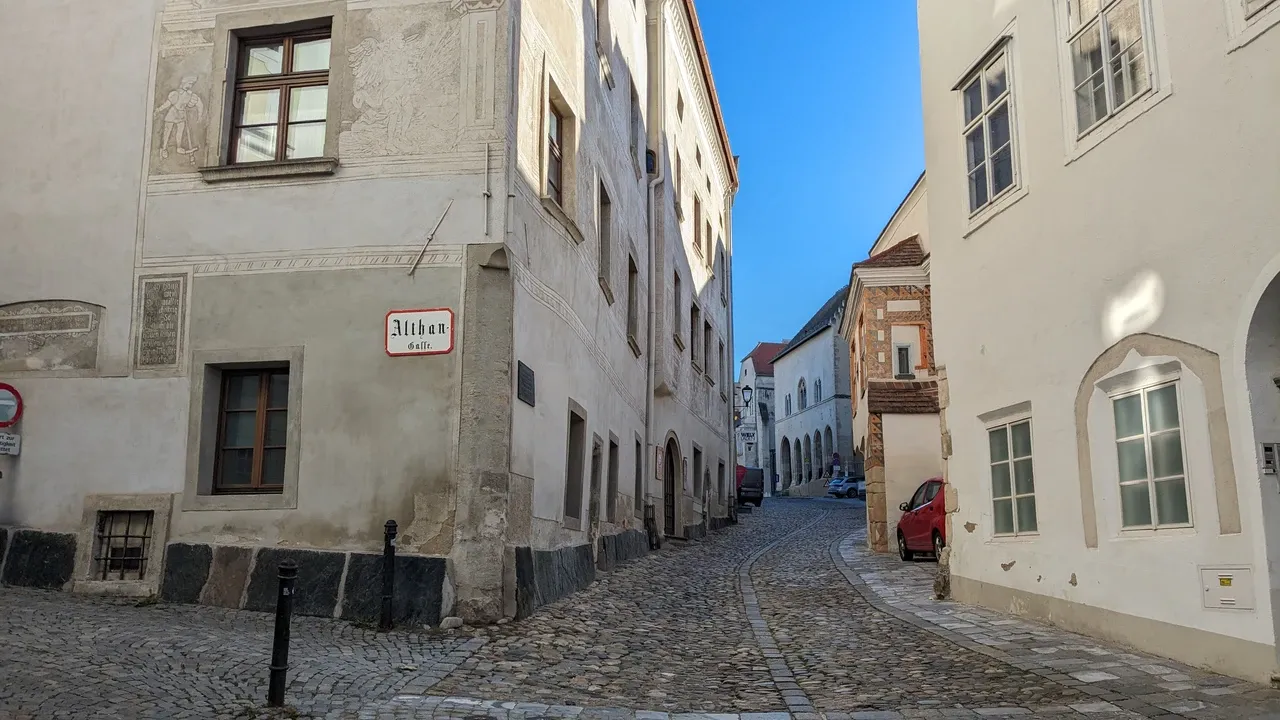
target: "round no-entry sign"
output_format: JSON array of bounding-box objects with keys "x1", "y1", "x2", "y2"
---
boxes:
[{"x1": 0, "y1": 383, "x2": 23, "y2": 428}]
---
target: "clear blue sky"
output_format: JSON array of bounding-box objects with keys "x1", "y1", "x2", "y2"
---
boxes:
[{"x1": 696, "y1": 1, "x2": 925, "y2": 363}]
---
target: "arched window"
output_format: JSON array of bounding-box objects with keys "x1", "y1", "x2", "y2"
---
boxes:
[
  {"x1": 785, "y1": 394, "x2": 792, "y2": 416},
  {"x1": 798, "y1": 379, "x2": 808, "y2": 410},
  {"x1": 815, "y1": 378, "x2": 823, "y2": 403}
]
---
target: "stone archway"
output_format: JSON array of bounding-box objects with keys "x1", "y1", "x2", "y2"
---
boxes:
[
  {"x1": 803, "y1": 435, "x2": 813, "y2": 481},
  {"x1": 779, "y1": 437, "x2": 792, "y2": 488},
  {"x1": 663, "y1": 436, "x2": 680, "y2": 536},
  {"x1": 813, "y1": 431, "x2": 824, "y2": 478},
  {"x1": 824, "y1": 426, "x2": 834, "y2": 473},
  {"x1": 793, "y1": 438, "x2": 803, "y2": 487}
]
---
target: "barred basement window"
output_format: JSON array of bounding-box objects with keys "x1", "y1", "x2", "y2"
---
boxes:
[{"x1": 94, "y1": 511, "x2": 154, "y2": 581}]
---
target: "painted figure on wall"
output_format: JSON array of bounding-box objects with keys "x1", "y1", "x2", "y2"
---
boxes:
[
  {"x1": 342, "y1": 8, "x2": 460, "y2": 157},
  {"x1": 156, "y1": 75, "x2": 204, "y2": 162}
]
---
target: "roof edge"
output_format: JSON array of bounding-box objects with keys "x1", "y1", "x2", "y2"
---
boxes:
[{"x1": 679, "y1": 0, "x2": 738, "y2": 190}]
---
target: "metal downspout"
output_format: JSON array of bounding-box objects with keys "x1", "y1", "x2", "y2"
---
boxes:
[{"x1": 643, "y1": 1, "x2": 667, "y2": 520}]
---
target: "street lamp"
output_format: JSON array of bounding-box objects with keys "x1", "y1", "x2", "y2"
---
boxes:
[{"x1": 741, "y1": 385, "x2": 753, "y2": 409}]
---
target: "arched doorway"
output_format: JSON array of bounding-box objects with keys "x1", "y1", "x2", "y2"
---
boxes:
[
  {"x1": 664, "y1": 438, "x2": 679, "y2": 536},
  {"x1": 793, "y1": 438, "x2": 803, "y2": 486},
  {"x1": 779, "y1": 437, "x2": 792, "y2": 488},
  {"x1": 803, "y1": 435, "x2": 813, "y2": 481},
  {"x1": 824, "y1": 426, "x2": 834, "y2": 473},
  {"x1": 814, "y1": 432, "x2": 824, "y2": 478}
]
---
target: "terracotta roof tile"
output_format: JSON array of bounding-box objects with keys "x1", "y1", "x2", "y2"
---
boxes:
[
  {"x1": 867, "y1": 380, "x2": 939, "y2": 414},
  {"x1": 854, "y1": 236, "x2": 926, "y2": 269},
  {"x1": 744, "y1": 342, "x2": 788, "y2": 377}
]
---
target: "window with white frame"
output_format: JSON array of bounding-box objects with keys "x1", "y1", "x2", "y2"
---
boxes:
[
  {"x1": 960, "y1": 49, "x2": 1016, "y2": 214},
  {"x1": 989, "y1": 419, "x2": 1037, "y2": 535},
  {"x1": 1065, "y1": 0, "x2": 1152, "y2": 135},
  {"x1": 1112, "y1": 382, "x2": 1191, "y2": 528},
  {"x1": 1247, "y1": 0, "x2": 1278, "y2": 18}
]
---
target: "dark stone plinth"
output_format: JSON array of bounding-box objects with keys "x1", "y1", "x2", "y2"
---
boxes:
[
  {"x1": 341, "y1": 553, "x2": 447, "y2": 627},
  {"x1": 203, "y1": 545, "x2": 254, "y2": 608},
  {"x1": 1, "y1": 529, "x2": 76, "y2": 589},
  {"x1": 245, "y1": 548, "x2": 345, "y2": 618},
  {"x1": 515, "y1": 542, "x2": 595, "y2": 619},
  {"x1": 596, "y1": 529, "x2": 648, "y2": 572},
  {"x1": 160, "y1": 542, "x2": 212, "y2": 604}
]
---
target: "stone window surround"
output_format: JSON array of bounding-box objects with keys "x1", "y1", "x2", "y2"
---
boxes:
[
  {"x1": 185, "y1": 346, "x2": 305, "y2": 512},
  {"x1": 563, "y1": 398, "x2": 589, "y2": 531},
  {"x1": 633, "y1": 431, "x2": 645, "y2": 519},
  {"x1": 1073, "y1": 334, "x2": 1241, "y2": 548},
  {"x1": 198, "y1": 2, "x2": 347, "y2": 183},
  {"x1": 691, "y1": 441, "x2": 703, "y2": 495},
  {"x1": 540, "y1": 73, "x2": 584, "y2": 244},
  {"x1": 72, "y1": 493, "x2": 174, "y2": 597}
]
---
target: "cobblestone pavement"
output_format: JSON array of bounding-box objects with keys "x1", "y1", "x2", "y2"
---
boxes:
[
  {"x1": 428, "y1": 502, "x2": 820, "y2": 712},
  {"x1": 751, "y1": 507, "x2": 1080, "y2": 714},
  {"x1": 838, "y1": 528, "x2": 1280, "y2": 719},
  {"x1": 6, "y1": 498, "x2": 1280, "y2": 719},
  {"x1": 0, "y1": 591, "x2": 475, "y2": 719}
]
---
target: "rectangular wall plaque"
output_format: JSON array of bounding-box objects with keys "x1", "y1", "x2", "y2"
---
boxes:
[
  {"x1": 517, "y1": 361, "x2": 535, "y2": 407},
  {"x1": 136, "y1": 274, "x2": 187, "y2": 370}
]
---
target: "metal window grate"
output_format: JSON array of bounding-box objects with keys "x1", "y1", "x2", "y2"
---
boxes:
[{"x1": 94, "y1": 511, "x2": 154, "y2": 581}]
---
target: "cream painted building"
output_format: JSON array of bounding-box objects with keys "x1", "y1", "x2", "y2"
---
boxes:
[
  {"x1": 0, "y1": 0, "x2": 736, "y2": 624},
  {"x1": 838, "y1": 174, "x2": 942, "y2": 553},
  {"x1": 772, "y1": 288, "x2": 855, "y2": 497},
  {"x1": 734, "y1": 342, "x2": 786, "y2": 494},
  {"x1": 918, "y1": 0, "x2": 1280, "y2": 681}
]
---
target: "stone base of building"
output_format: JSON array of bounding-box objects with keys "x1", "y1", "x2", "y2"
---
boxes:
[
  {"x1": 0, "y1": 528, "x2": 78, "y2": 590},
  {"x1": 952, "y1": 574, "x2": 1279, "y2": 684},
  {"x1": 513, "y1": 529, "x2": 651, "y2": 619},
  {"x1": 596, "y1": 529, "x2": 649, "y2": 572},
  {"x1": 159, "y1": 542, "x2": 449, "y2": 626},
  {"x1": 683, "y1": 522, "x2": 708, "y2": 540}
]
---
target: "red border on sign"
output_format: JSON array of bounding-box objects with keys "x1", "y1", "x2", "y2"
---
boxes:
[
  {"x1": 385, "y1": 308, "x2": 455, "y2": 357},
  {"x1": 0, "y1": 382, "x2": 23, "y2": 429}
]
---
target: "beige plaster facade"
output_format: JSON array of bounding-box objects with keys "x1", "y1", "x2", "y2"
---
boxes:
[
  {"x1": 0, "y1": 0, "x2": 735, "y2": 621},
  {"x1": 917, "y1": 0, "x2": 1280, "y2": 680}
]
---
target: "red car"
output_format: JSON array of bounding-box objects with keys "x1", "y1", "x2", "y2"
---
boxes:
[{"x1": 896, "y1": 477, "x2": 946, "y2": 561}]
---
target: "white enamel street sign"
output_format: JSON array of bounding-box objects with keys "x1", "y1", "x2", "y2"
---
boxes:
[
  {"x1": 385, "y1": 309, "x2": 454, "y2": 356},
  {"x1": 0, "y1": 432, "x2": 20, "y2": 456}
]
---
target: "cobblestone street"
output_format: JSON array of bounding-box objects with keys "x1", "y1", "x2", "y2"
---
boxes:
[{"x1": 5, "y1": 499, "x2": 1280, "y2": 719}]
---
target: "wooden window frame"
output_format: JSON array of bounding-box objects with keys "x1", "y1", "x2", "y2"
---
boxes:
[
  {"x1": 213, "y1": 368, "x2": 289, "y2": 493},
  {"x1": 231, "y1": 31, "x2": 331, "y2": 164},
  {"x1": 548, "y1": 104, "x2": 565, "y2": 205}
]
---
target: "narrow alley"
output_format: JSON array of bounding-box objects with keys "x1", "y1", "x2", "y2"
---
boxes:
[{"x1": 3, "y1": 500, "x2": 1280, "y2": 719}]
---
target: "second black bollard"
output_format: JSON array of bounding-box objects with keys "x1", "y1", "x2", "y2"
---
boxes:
[
  {"x1": 379, "y1": 519, "x2": 397, "y2": 632},
  {"x1": 268, "y1": 560, "x2": 298, "y2": 707}
]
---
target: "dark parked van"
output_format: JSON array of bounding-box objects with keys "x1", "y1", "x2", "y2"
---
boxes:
[{"x1": 737, "y1": 466, "x2": 765, "y2": 507}]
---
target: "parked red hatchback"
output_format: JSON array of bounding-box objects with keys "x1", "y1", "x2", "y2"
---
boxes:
[{"x1": 896, "y1": 477, "x2": 946, "y2": 561}]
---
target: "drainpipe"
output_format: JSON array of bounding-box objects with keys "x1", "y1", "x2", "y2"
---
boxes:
[
  {"x1": 723, "y1": 176, "x2": 735, "y2": 510},
  {"x1": 643, "y1": 0, "x2": 667, "y2": 520}
]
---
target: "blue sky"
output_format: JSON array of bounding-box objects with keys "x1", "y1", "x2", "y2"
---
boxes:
[{"x1": 696, "y1": 1, "x2": 925, "y2": 363}]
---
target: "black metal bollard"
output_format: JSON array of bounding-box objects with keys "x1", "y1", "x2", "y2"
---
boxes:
[
  {"x1": 268, "y1": 560, "x2": 297, "y2": 707},
  {"x1": 379, "y1": 519, "x2": 397, "y2": 632}
]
